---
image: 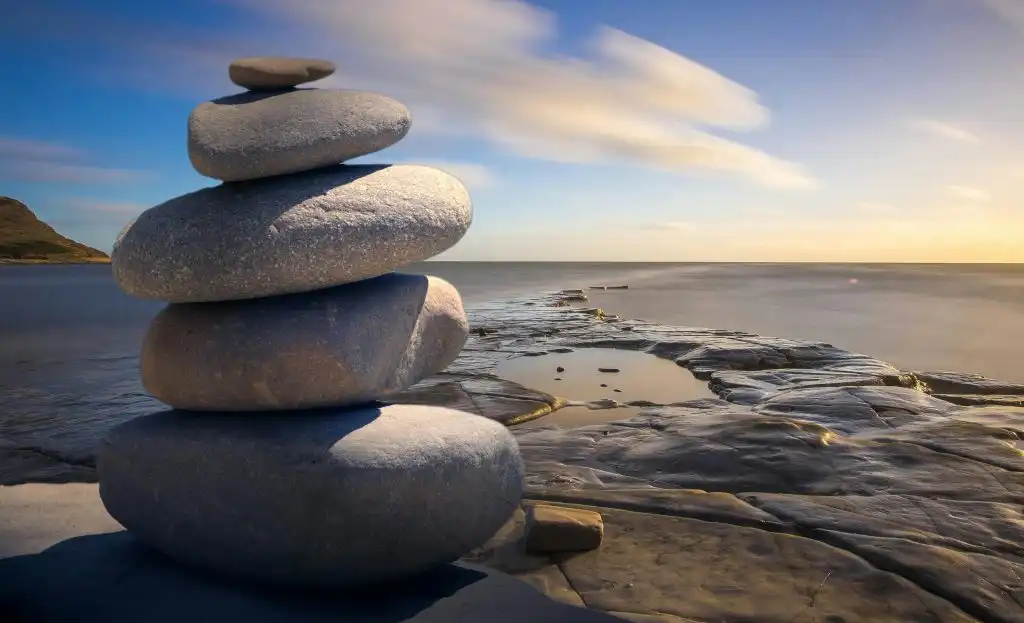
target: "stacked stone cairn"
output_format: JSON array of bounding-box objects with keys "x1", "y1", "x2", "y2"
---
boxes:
[{"x1": 100, "y1": 57, "x2": 525, "y2": 588}]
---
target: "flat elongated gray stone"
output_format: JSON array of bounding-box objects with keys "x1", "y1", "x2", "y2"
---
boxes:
[
  {"x1": 141, "y1": 273, "x2": 468, "y2": 411},
  {"x1": 189, "y1": 89, "x2": 411, "y2": 182},
  {"x1": 112, "y1": 165, "x2": 471, "y2": 303},
  {"x1": 229, "y1": 56, "x2": 335, "y2": 90},
  {"x1": 97, "y1": 404, "x2": 525, "y2": 588}
]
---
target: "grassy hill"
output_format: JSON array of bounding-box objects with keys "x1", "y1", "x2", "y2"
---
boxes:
[{"x1": 0, "y1": 196, "x2": 110, "y2": 264}]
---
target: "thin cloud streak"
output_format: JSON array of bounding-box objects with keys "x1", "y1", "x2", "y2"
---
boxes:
[
  {"x1": 65, "y1": 199, "x2": 149, "y2": 213},
  {"x1": 0, "y1": 136, "x2": 150, "y2": 184},
  {"x1": 946, "y1": 185, "x2": 993, "y2": 202},
  {"x1": 910, "y1": 118, "x2": 981, "y2": 144},
  {"x1": 48, "y1": 198, "x2": 150, "y2": 227},
  {"x1": 979, "y1": 0, "x2": 1024, "y2": 31},
  {"x1": 637, "y1": 221, "x2": 696, "y2": 232},
  {"x1": 0, "y1": 137, "x2": 83, "y2": 160},
  {"x1": 1, "y1": 163, "x2": 149, "y2": 184},
  {"x1": 857, "y1": 201, "x2": 896, "y2": 212}
]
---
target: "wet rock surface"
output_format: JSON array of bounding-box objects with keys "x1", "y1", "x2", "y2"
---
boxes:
[
  {"x1": 7, "y1": 291, "x2": 1024, "y2": 620},
  {"x1": 460, "y1": 294, "x2": 1024, "y2": 622}
]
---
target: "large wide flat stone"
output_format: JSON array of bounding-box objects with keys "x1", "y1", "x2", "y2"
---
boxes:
[
  {"x1": 141, "y1": 273, "x2": 467, "y2": 411},
  {"x1": 471, "y1": 503, "x2": 978, "y2": 622},
  {"x1": 229, "y1": 57, "x2": 336, "y2": 90},
  {"x1": 112, "y1": 164, "x2": 471, "y2": 303},
  {"x1": 97, "y1": 404, "x2": 524, "y2": 588},
  {"x1": 189, "y1": 89, "x2": 410, "y2": 182}
]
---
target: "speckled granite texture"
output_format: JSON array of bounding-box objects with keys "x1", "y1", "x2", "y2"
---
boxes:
[{"x1": 112, "y1": 164, "x2": 472, "y2": 302}]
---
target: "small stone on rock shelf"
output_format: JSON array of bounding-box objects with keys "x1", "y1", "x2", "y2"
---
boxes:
[
  {"x1": 598, "y1": 368, "x2": 620, "y2": 373},
  {"x1": 556, "y1": 366, "x2": 565, "y2": 373},
  {"x1": 613, "y1": 389, "x2": 623, "y2": 393},
  {"x1": 600, "y1": 384, "x2": 608, "y2": 388},
  {"x1": 229, "y1": 56, "x2": 335, "y2": 90},
  {"x1": 554, "y1": 378, "x2": 562, "y2": 381},
  {"x1": 524, "y1": 504, "x2": 604, "y2": 554}
]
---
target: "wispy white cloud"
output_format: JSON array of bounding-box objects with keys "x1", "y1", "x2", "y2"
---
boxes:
[
  {"x1": 23, "y1": 0, "x2": 814, "y2": 190},
  {"x1": 65, "y1": 199, "x2": 149, "y2": 213},
  {"x1": 0, "y1": 137, "x2": 83, "y2": 160},
  {"x1": 3, "y1": 163, "x2": 149, "y2": 184},
  {"x1": 946, "y1": 184, "x2": 993, "y2": 202},
  {"x1": 656, "y1": 221, "x2": 697, "y2": 233},
  {"x1": 0, "y1": 136, "x2": 151, "y2": 184},
  {"x1": 636, "y1": 220, "x2": 697, "y2": 233},
  {"x1": 979, "y1": 0, "x2": 1024, "y2": 31},
  {"x1": 909, "y1": 118, "x2": 981, "y2": 144},
  {"x1": 48, "y1": 199, "x2": 149, "y2": 227},
  {"x1": 857, "y1": 201, "x2": 897, "y2": 212}
]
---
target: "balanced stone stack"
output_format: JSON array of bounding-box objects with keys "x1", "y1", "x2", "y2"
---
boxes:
[{"x1": 100, "y1": 57, "x2": 524, "y2": 588}]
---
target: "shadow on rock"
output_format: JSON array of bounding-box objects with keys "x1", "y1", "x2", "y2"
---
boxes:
[{"x1": 0, "y1": 531, "x2": 621, "y2": 623}]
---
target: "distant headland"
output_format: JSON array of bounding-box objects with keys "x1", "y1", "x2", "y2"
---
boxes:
[{"x1": 0, "y1": 197, "x2": 110, "y2": 264}]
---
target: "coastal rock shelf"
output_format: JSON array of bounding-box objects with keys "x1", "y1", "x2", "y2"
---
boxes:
[
  {"x1": 5, "y1": 288, "x2": 1024, "y2": 621},
  {"x1": 4, "y1": 55, "x2": 1024, "y2": 619},
  {"x1": 458, "y1": 295, "x2": 1024, "y2": 623}
]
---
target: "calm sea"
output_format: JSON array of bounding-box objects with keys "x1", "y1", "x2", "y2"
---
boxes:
[{"x1": 2, "y1": 262, "x2": 1023, "y2": 484}]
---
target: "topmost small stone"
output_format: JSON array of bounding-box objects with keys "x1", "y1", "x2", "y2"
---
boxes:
[{"x1": 229, "y1": 57, "x2": 336, "y2": 91}]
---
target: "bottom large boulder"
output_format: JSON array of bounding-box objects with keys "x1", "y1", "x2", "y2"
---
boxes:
[{"x1": 97, "y1": 404, "x2": 524, "y2": 588}]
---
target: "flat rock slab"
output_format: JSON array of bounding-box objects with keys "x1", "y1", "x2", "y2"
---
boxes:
[
  {"x1": 229, "y1": 57, "x2": 335, "y2": 90},
  {"x1": 753, "y1": 385, "x2": 955, "y2": 434},
  {"x1": 0, "y1": 530, "x2": 621, "y2": 623},
  {"x1": 738, "y1": 493, "x2": 1024, "y2": 560},
  {"x1": 526, "y1": 488, "x2": 786, "y2": 532},
  {"x1": 112, "y1": 164, "x2": 471, "y2": 303},
  {"x1": 141, "y1": 273, "x2": 468, "y2": 411},
  {"x1": 189, "y1": 89, "x2": 410, "y2": 181},
  {"x1": 914, "y1": 370, "x2": 1024, "y2": 396},
  {"x1": 515, "y1": 402, "x2": 1024, "y2": 502},
  {"x1": 98, "y1": 404, "x2": 524, "y2": 588},
  {"x1": 471, "y1": 503, "x2": 978, "y2": 622},
  {"x1": 392, "y1": 374, "x2": 563, "y2": 426},
  {"x1": 8, "y1": 291, "x2": 1024, "y2": 622}
]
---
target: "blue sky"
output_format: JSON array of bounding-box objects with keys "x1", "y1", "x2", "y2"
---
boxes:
[{"x1": 1, "y1": 0, "x2": 1022, "y2": 261}]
